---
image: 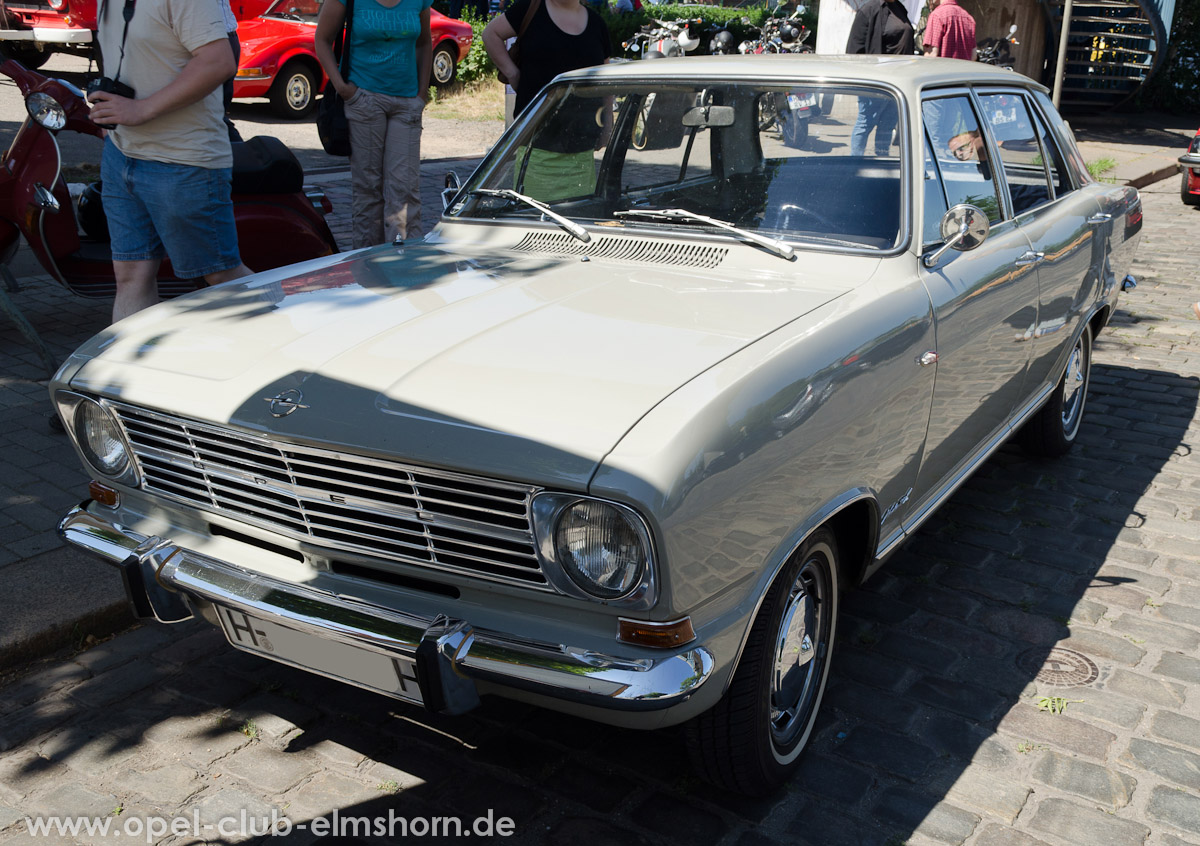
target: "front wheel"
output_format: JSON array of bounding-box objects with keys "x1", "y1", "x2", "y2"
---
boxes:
[
  {"x1": 1182, "y1": 169, "x2": 1200, "y2": 206},
  {"x1": 269, "y1": 62, "x2": 316, "y2": 118},
  {"x1": 686, "y1": 528, "x2": 839, "y2": 796},
  {"x1": 632, "y1": 104, "x2": 650, "y2": 150},
  {"x1": 432, "y1": 44, "x2": 457, "y2": 87},
  {"x1": 5, "y1": 44, "x2": 52, "y2": 69},
  {"x1": 1020, "y1": 323, "x2": 1092, "y2": 456}
]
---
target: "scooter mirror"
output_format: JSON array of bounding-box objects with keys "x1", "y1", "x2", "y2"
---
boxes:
[
  {"x1": 442, "y1": 172, "x2": 462, "y2": 211},
  {"x1": 1008, "y1": 24, "x2": 1018, "y2": 34}
]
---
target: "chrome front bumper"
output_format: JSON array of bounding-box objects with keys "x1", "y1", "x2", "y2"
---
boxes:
[
  {"x1": 59, "y1": 504, "x2": 714, "y2": 716},
  {"x1": 0, "y1": 28, "x2": 93, "y2": 43}
]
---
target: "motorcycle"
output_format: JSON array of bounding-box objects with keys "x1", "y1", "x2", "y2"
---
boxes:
[
  {"x1": 620, "y1": 19, "x2": 702, "y2": 151},
  {"x1": 975, "y1": 24, "x2": 1019, "y2": 69},
  {"x1": 746, "y1": 12, "x2": 818, "y2": 147},
  {"x1": 0, "y1": 59, "x2": 339, "y2": 305},
  {"x1": 623, "y1": 18, "x2": 702, "y2": 60}
]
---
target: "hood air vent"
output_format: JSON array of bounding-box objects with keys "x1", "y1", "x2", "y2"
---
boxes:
[{"x1": 511, "y1": 232, "x2": 727, "y2": 269}]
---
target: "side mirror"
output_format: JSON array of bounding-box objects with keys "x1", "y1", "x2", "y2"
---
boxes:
[
  {"x1": 442, "y1": 171, "x2": 461, "y2": 211},
  {"x1": 923, "y1": 204, "x2": 989, "y2": 268},
  {"x1": 1008, "y1": 24, "x2": 1018, "y2": 34}
]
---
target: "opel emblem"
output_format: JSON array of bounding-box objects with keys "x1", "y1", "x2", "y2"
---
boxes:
[{"x1": 264, "y1": 388, "x2": 309, "y2": 418}]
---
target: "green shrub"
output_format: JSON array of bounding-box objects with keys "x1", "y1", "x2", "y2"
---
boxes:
[{"x1": 453, "y1": 7, "x2": 498, "y2": 85}]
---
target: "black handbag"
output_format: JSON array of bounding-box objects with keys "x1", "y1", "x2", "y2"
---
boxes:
[{"x1": 316, "y1": 0, "x2": 354, "y2": 157}]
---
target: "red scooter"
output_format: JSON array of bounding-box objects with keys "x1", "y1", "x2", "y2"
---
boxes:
[{"x1": 0, "y1": 58, "x2": 339, "y2": 303}]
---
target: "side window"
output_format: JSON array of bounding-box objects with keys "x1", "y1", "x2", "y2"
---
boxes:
[
  {"x1": 977, "y1": 93, "x2": 1051, "y2": 215},
  {"x1": 1031, "y1": 90, "x2": 1091, "y2": 186},
  {"x1": 923, "y1": 131, "x2": 949, "y2": 246},
  {"x1": 1030, "y1": 107, "x2": 1071, "y2": 198},
  {"x1": 922, "y1": 96, "x2": 1003, "y2": 224}
]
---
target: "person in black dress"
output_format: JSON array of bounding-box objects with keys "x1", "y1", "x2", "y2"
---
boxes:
[
  {"x1": 482, "y1": 0, "x2": 611, "y2": 200},
  {"x1": 846, "y1": 0, "x2": 915, "y2": 156}
]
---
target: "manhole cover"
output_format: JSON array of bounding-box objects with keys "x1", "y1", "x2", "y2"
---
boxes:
[{"x1": 1018, "y1": 647, "x2": 1099, "y2": 687}]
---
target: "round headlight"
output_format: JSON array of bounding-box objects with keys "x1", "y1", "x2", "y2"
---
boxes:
[
  {"x1": 554, "y1": 501, "x2": 647, "y2": 599},
  {"x1": 48, "y1": 0, "x2": 66, "y2": 8},
  {"x1": 73, "y1": 400, "x2": 129, "y2": 477},
  {"x1": 26, "y1": 92, "x2": 66, "y2": 131}
]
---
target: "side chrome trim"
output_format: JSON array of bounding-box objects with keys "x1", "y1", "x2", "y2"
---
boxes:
[{"x1": 59, "y1": 505, "x2": 714, "y2": 714}]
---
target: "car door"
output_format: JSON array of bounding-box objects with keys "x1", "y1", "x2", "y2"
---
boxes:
[
  {"x1": 976, "y1": 89, "x2": 1103, "y2": 396},
  {"x1": 910, "y1": 91, "x2": 1041, "y2": 514}
]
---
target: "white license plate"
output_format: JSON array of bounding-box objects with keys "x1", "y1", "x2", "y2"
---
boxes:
[
  {"x1": 788, "y1": 94, "x2": 817, "y2": 110},
  {"x1": 217, "y1": 606, "x2": 422, "y2": 706}
]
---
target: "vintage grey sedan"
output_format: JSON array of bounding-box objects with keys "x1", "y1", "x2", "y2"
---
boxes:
[{"x1": 55, "y1": 56, "x2": 1141, "y2": 795}]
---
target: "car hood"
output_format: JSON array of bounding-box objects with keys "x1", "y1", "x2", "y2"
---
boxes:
[
  {"x1": 68, "y1": 240, "x2": 873, "y2": 488},
  {"x1": 236, "y1": 17, "x2": 311, "y2": 49}
]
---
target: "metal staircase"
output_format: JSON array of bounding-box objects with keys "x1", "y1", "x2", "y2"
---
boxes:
[{"x1": 1048, "y1": 0, "x2": 1165, "y2": 110}]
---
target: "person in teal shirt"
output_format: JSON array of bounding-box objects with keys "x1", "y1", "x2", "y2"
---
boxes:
[{"x1": 316, "y1": 0, "x2": 433, "y2": 247}]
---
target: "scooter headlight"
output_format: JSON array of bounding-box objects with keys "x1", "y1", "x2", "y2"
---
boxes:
[{"x1": 27, "y1": 92, "x2": 66, "y2": 131}]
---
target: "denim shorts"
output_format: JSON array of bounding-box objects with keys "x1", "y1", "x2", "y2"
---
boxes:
[{"x1": 101, "y1": 139, "x2": 241, "y2": 279}]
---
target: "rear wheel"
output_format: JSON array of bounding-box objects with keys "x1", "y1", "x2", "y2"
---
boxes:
[
  {"x1": 269, "y1": 62, "x2": 316, "y2": 119},
  {"x1": 1020, "y1": 324, "x2": 1092, "y2": 456},
  {"x1": 432, "y1": 44, "x2": 457, "y2": 87},
  {"x1": 781, "y1": 111, "x2": 809, "y2": 148},
  {"x1": 686, "y1": 528, "x2": 839, "y2": 795}
]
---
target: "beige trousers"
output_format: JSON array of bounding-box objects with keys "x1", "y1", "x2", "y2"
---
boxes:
[{"x1": 345, "y1": 88, "x2": 424, "y2": 248}]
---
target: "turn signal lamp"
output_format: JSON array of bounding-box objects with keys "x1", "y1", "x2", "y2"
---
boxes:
[
  {"x1": 619, "y1": 617, "x2": 696, "y2": 648},
  {"x1": 88, "y1": 480, "x2": 119, "y2": 507}
]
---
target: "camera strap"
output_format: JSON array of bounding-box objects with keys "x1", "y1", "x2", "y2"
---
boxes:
[{"x1": 98, "y1": 0, "x2": 136, "y2": 87}]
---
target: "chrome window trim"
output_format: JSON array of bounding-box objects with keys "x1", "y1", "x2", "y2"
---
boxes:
[{"x1": 453, "y1": 76, "x2": 913, "y2": 259}]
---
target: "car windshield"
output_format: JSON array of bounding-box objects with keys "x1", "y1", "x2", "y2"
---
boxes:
[
  {"x1": 451, "y1": 80, "x2": 905, "y2": 251},
  {"x1": 264, "y1": 0, "x2": 322, "y2": 22}
]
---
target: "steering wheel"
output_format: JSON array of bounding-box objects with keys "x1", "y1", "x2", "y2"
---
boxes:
[{"x1": 776, "y1": 203, "x2": 837, "y2": 234}]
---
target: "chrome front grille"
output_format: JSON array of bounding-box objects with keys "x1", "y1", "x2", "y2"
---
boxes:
[{"x1": 111, "y1": 404, "x2": 547, "y2": 588}]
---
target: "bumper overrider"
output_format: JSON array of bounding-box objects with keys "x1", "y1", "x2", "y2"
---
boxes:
[
  {"x1": 59, "y1": 504, "x2": 715, "y2": 716},
  {"x1": 1180, "y1": 151, "x2": 1200, "y2": 174}
]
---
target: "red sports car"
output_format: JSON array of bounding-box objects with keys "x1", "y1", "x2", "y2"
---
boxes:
[
  {"x1": 234, "y1": 0, "x2": 474, "y2": 118},
  {"x1": 1182, "y1": 127, "x2": 1200, "y2": 207}
]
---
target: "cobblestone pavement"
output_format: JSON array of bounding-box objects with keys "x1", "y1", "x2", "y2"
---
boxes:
[{"x1": 1, "y1": 178, "x2": 1199, "y2": 846}]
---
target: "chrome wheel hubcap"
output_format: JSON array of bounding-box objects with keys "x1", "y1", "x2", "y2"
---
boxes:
[
  {"x1": 770, "y1": 559, "x2": 827, "y2": 746},
  {"x1": 434, "y1": 53, "x2": 453, "y2": 84},
  {"x1": 287, "y1": 75, "x2": 311, "y2": 110},
  {"x1": 1061, "y1": 334, "x2": 1088, "y2": 436}
]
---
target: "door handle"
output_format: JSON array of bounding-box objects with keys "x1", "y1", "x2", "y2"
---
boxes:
[
  {"x1": 1087, "y1": 213, "x2": 1113, "y2": 225},
  {"x1": 1015, "y1": 250, "x2": 1044, "y2": 266}
]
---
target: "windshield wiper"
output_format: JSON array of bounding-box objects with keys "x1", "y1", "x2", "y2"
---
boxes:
[
  {"x1": 467, "y1": 188, "x2": 591, "y2": 244},
  {"x1": 614, "y1": 208, "x2": 795, "y2": 261}
]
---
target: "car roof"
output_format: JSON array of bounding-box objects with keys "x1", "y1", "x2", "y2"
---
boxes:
[{"x1": 558, "y1": 55, "x2": 1048, "y2": 97}]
